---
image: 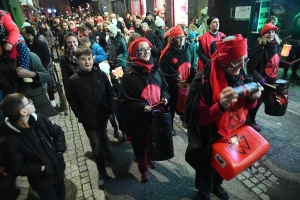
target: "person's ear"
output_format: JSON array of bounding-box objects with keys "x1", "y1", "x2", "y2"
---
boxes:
[{"x1": 20, "y1": 108, "x2": 27, "y2": 117}]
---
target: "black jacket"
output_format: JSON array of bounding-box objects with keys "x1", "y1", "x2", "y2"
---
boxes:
[
  {"x1": 0, "y1": 113, "x2": 66, "y2": 191},
  {"x1": 26, "y1": 37, "x2": 50, "y2": 69},
  {"x1": 66, "y1": 66, "x2": 114, "y2": 130}
]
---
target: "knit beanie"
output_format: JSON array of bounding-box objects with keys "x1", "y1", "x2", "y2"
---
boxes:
[
  {"x1": 201, "y1": 7, "x2": 208, "y2": 15},
  {"x1": 107, "y1": 24, "x2": 117, "y2": 35},
  {"x1": 146, "y1": 11, "x2": 152, "y2": 16},
  {"x1": 155, "y1": 17, "x2": 165, "y2": 27},
  {"x1": 187, "y1": 30, "x2": 196, "y2": 39}
]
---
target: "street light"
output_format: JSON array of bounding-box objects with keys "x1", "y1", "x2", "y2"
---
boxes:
[
  {"x1": 53, "y1": 9, "x2": 56, "y2": 13},
  {"x1": 48, "y1": 8, "x2": 52, "y2": 13}
]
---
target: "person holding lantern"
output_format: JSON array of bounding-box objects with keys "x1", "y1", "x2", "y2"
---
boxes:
[{"x1": 246, "y1": 22, "x2": 290, "y2": 131}]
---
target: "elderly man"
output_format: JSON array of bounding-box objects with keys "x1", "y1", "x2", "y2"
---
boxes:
[
  {"x1": 142, "y1": 11, "x2": 153, "y2": 26},
  {"x1": 134, "y1": 19, "x2": 144, "y2": 36},
  {"x1": 185, "y1": 34, "x2": 263, "y2": 200},
  {"x1": 197, "y1": 17, "x2": 226, "y2": 72}
]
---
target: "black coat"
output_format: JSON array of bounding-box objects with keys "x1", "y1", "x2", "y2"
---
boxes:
[
  {"x1": 66, "y1": 66, "x2": 114, "y2": 130},
  {"x1": 26, "y1": 37, "x2": 50, "y2": 69},
  {"x1": 0, "y1": 113, "x2": 66, "y2": 191},
  {"x1": 117, "y1": 62, "x2": 170, "y2": 139}
]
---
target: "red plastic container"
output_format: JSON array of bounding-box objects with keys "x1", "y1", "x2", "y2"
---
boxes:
[
  {"x1": 176, "y1": 82, "x2": 190, "y2": 115},
  {"x1": 211, "y1": 125, "x2": 270, "y2": 180}
]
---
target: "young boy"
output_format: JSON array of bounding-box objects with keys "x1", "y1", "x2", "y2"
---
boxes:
[
  {"x1": 0, "y1": 93, "x2": 66, "y2": 199},
  {"x1": 66, "y1": 47, "x2": 114, "y2": 190},
  {"x1": 80, "y1": 36, "x2": 107, "y2": 63}
]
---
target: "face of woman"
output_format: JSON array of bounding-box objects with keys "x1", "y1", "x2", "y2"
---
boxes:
[
  {"x1": 62, "y1": 23, "x2": 69, "y2": 30},
  {"x1": 66, "y1": 36, "x2": 78, "y2": 51},
  {"x1": 137, "y1": 42, "x2": 151, "y2": 61},
  {"x1": 262, "y1": 30, "x2": 275, "y2": 42}
]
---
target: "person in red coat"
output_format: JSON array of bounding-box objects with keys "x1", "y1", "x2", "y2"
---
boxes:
[
  {"x1": 185, "y1": 34, "x2": 263, "y2": 200},
  {"x1": 197, "y1": 17, "x2": 226, "y2": 72}
]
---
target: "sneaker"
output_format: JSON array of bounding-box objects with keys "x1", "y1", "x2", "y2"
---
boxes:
[
  {"x1": 98, "y1": 173, "x2": 107, "y2": 190},
  {"x1": 105, "y1": 150, "x2": 115, "y2": 162},
  {"x1": 197, "y1": 192, "x2": 211, "y2": 200},
  {"x1": 172, "y1": 129, "x2": 177, "y2": 136},
  {"x1": 149, "y1": 161, "x2": 156, "y2": 170},
  {"x1": 212, "y1": 185, "x2": 229, "y2": 200},
  {"x1": 141, "y1": 171, "x2": 150, "y2": 182},
  {"x1": 85, "y1": 151, "x2": 94, "y2": 159},
  {"x1": 251, "y1": 122, "x2": 261, "y2": 131}
]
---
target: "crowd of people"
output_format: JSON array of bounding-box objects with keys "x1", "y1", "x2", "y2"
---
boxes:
[{"x1": 0, "y1": 6, "x2": 299, "y2": 200}]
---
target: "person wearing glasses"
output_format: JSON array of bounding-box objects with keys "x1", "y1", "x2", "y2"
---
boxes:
[
  {"x1": 117, "y1": 37, "x2": 170, "y2": 182},
  {"x1": 197, "y1": 17, "x2": 226, "y2": 72},
  {"x1": 185, "y1": 34, "x2": 263, "y2": 200},
  {"x1": 0, "y1": 93, "x2": 66, "y2": 200},
  {"x1": 159, "y1": 25, "x2": 197, "y2": 135}
]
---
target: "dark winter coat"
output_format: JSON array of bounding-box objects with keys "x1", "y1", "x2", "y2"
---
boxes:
[
  {"x1": 159, "y1": 44, "x2": 197, "y2": 96},
  {"x1": 0, "y1": 113, "x2": 66, "y2": 191},
  {"x1": 117, "y1": 62, "x2": 170, "y2": 138},
  {"x1": 59, "y1": 56, "x2": 79, "y2": 93},
  {"x1": 66, "y1": 66, "x2": 114, "y2": 130},
  {"x1": 0, "y1": 53, "x2": 57, "y2": 117},
  {"x1": 106, "y1": 32, "x2": 128, "y2": 69},
  {"x1": 26, "y1": 37, "x2": 50, "y2": 69}
]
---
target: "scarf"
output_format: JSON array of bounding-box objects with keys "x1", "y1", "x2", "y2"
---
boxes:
[
  {"x1": 131, "y1": 57, "x2": 154, "y2": 74},
  {"x1": 66, "y1": 49, "x2": 77, "y2": 65}
]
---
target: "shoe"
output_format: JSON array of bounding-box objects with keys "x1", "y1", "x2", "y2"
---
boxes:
[
  {"x1": 197, "y1": 192, "x2": 211, "y2": 200},
  {"x1": 113, "y1": 128, "x2": 120, "y2": 138},
  {"x1": 172, "y1": 129, "x2": 177, "y2": 136},
  {"x1": 98, "y1": 173, "x2": 107, "y2": 190},
  {"x1": 141, "y1": 171, "x2": 150, "y2": 182},
  {"x1": 149, "y1": 161, "x2": 156, "y2": 170},
  {"x1": 251, "y1": 122, "x2": 261, "y2": 131},
  {"x1": 212, "y1": 185, "x2": 229, "y2": 200},
  {"x1": 85, "y1": 151, "x2": 94, "y2": 159},
  {"x1": 53, "y1": 105, "x2": 60, "y2": 111},
  {"x1": 105, "y1": 150, "x2": 115, "y2": 162}
]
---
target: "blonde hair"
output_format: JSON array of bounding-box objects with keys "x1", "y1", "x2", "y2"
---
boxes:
[{"x1": 258, "y1": 34, "x2": 281, "y2": 45}]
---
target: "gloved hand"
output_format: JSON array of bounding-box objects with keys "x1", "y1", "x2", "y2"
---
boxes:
[{"x1": 259, "y1": 78, "x2": 266, "y2": 85}]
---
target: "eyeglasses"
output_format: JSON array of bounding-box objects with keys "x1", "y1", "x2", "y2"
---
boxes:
[
  {"x1": 137, "y1": 48, "x2": 151, "y2": 53},
  {"x1": 22, "y1": 99, "x2": 33, "y2": 108},
  {"x1": 230, "y1": 58, "x2": 250, "y2": 68}
]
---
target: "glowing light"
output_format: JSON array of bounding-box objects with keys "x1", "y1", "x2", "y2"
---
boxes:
[{"x1": 281, "y1": 44, "x2": 292, "y2": 57}]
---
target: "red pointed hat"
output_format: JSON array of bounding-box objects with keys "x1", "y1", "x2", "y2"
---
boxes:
[
  {"x1": 214, "y1": 34, "x2": 248, "y2": 65},
  {"x1": 260, "y1": 22, "x2": 278, "y2": 36}
]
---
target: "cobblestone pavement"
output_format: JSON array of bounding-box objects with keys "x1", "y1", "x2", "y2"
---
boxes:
[{"x1": 1, "y1": 68, "x2": 300, "y2": 200}]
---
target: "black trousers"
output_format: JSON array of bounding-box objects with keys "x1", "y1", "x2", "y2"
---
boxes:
[{"x1": 83, "y1": 119, "x2": 109, "y2": 175}]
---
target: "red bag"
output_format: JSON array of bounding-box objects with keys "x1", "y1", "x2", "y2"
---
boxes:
[{"x1": 211, "y1": 125, "x2": 270, "y2": 180}]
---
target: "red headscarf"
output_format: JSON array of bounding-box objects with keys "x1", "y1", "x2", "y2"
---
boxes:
[
  {"x1": 160, "y1": 25, "x2": 184, "y2": 60},
  {"x1": 128, "y1": 37, "x2": 154, "y2": 74},
  {"x1": 210, "y1": 34, "x2": 248, "y2": 139},
  {"x1": 260, "y1": 22, "x2": 278, "y2": 36}
]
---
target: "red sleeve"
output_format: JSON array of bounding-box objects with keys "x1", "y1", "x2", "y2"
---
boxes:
[
  {"x1": 2, "y1": 13, "x2": 20, "y2": 45},
  {"x1": 198, "y1": 95, "x2": 225, "y2": 126}
]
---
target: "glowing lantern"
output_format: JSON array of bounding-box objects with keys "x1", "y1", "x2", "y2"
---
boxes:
[
  {"x1": 281, "y1": 44, "x2": 292, "y2": 57},
  {"x1": 112, "y1": 67, "x2": 124, "y2": 79}
]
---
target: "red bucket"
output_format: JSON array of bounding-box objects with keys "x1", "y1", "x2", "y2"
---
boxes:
[{"x1": 176, "y1": 82, "x2": 190, "y2": 115}]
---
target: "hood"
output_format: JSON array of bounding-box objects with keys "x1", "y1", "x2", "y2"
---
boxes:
[{"x1": 4, "y1": 113, "x2": 38, "y2": 133}]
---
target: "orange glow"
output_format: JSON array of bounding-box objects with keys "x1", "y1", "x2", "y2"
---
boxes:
[{"x1": 281, "y1": 44, "x2": 292, "y2": 57}]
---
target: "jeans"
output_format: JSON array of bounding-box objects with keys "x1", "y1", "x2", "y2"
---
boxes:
[
  {"x1": 83, "y1": 119, "x2": 109, "y2": 175},
  {"x1": 36, "y1": 178, "x2": 65, "y2": 200}
]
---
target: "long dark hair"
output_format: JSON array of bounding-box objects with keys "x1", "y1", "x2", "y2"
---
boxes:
[{"x1": 39, "y1": 27, "x2": 47, "y2": 37}]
